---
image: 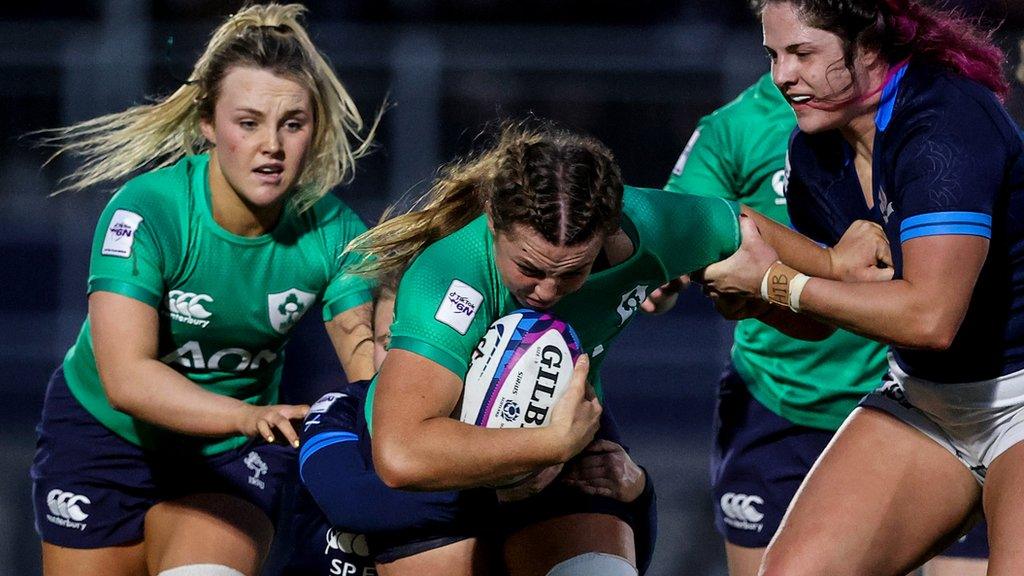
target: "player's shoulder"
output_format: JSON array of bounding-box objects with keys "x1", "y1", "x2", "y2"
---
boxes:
[
  {"x1": 890, "y1": 63, "x2": 1015, "y2": 141},
  {"x1": 406, "y1": 214, "x2": 492, "y2": 281},
  {"x1": 703, "y1": 74, "x2": 788, "y2": 129},
  {"x1": 293, "y1": 190, "x2": 368, "y2": 243},
  {"x1": 112, "y1": 154, "x2": 199, "y2": 212}
]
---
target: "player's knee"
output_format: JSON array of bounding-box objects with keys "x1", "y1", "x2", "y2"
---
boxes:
[
  {"x1": 157, "y1": 564, "x2": 247, "y2": 576},
  {"x1": 545, "y1": 552, "x2": 637, "y2": 576}
]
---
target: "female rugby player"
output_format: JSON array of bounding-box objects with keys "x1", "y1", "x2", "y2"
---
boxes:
[
  {"x1": 30, "y1": 5, "x2": 377, "y2": 576},
  {"x1": 665, "y1": 71, "x2": 987, "y2": 575},
  {"x1": 702, "y1": 1, "x2": 1022, "y2": 574},
  {"x1": 348, "y1": 121, "x2": 886, "y2": 576}
]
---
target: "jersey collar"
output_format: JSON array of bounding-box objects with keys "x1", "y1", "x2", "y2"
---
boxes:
[{"x1": 875, "y1": 61, "x2": 910, "y2": 133}]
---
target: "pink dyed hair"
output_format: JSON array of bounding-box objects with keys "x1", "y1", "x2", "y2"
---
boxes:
[{"x1": 881, "y1": 0, "x2": 1008, "y2": 99}]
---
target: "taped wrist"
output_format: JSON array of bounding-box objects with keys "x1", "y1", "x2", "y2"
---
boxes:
[{"x1": 759, "y1": 261, "x2": 808, "y2": 312}]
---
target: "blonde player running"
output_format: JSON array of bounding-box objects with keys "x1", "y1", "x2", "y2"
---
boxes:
[{"x1": 31, "y1": 5, "x2": 377, "y2": 576}]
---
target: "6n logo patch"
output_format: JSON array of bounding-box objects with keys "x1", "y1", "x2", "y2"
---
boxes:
[{"x1": 268, "y1": 288, "x2": 316, "y2": 334}]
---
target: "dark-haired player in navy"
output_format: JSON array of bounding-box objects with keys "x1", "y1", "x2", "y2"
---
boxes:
[
  {"x1": 701, "y1": 0, "x2": 1024, "y2": 574},
  {"x1": 284, "y1": 281, "x2": 658, "y2": 576}
]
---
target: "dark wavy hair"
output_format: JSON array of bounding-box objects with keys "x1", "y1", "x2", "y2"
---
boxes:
[{"x1": 751, "y1": 0, "x2": 1009, "y2": 100}]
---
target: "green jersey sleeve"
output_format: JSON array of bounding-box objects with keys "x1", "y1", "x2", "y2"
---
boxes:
[
  {"x1": 86, "y1": 175, "x2": 178, "y2": 309},
  {"x1": 665, "y1": 117, "x2": 736, "y2": 200},
  {"x1": 320, "y1": 201, "x2": 374, "y2": 321},
  {"x1": 624, "y1": 186, "x2": 741, "y2": 278},
  {"x1": 388, "y1": 217, "x2": 506, "y2": 378}
]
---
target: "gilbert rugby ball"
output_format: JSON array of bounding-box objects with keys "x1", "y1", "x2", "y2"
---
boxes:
[{"x1": 460, "y1": 309, "x2": 582, "y2": 428}]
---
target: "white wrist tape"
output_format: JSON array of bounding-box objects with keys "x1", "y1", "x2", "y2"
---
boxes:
[
  {"x1": 759, "y1": 262, "x2": 778, "y2": 302},
  {"x1": 788, "y1": 273, "x2": 811, "y2": 313}
]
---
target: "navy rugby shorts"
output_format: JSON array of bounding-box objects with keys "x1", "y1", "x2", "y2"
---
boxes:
[
  {"x1": 31, "y1": 368, "x2": 295, "y2": 548},
  {"x1": 711, "y1": 366, "x2": 835, "y2": 548}
]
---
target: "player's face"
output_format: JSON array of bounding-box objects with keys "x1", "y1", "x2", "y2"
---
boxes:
[
  {"x1": 201, "y1": 66, "x2": 313, "y2": 225},
  {"x1": 373, "y1": 293, "x2": 395, "y2": 372},
  {"x1": 762, "y1": 2, "x2": 879, "y2": 134},
  {"x1": 492, "y1": 222, "x2": 604, "y2": 310}
]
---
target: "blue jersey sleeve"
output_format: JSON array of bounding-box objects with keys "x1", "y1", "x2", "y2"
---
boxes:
[
  {"x1": 298, "y1": 383, "x2": 465, "y2": 534},
  {"x1": 888, "y1": 92, "x2": 1008, "y2": 244}
]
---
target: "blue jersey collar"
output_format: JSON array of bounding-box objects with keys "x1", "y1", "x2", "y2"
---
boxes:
[{"x1": 875, "y1": 62, "x2": 910, "y2": 132}]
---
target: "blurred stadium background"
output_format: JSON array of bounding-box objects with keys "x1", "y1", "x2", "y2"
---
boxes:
[{"x1": 2, "y1": 1, "x2": 1022, "y2": 574}]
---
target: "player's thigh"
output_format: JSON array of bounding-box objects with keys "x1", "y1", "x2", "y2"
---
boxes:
[
  {"x1": 42, "y1": 541, "x2": 147, "y2": 576},
  {"x1": 982, "y1": 440, "x2": 1024, "y2": 575},
  {"x1": 376, "y1": 538, "x2": 489, "y2": 576},
  {"x1": 920, "y1": 556, "x2": 988, "y2": 576},
  {"x1": 724, "y1": 543, "x2": 764, "y2": 576},
  {"x1": 504, "y1": 513, "x2": 635, "y2": 576},
  {"x1": 761, "y1": 407, "x2": 980, "y2": 576},
  {"x1": 144, "y1": 492, "x2": 274, "y2": 576}
]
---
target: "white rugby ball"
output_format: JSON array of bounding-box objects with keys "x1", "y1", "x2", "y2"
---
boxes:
[{"x1": 460, "y1": 309, "x2": 582, "y2": 429}]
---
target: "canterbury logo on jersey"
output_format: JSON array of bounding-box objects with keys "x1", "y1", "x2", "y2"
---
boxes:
[
  {"x1": 325, "y1": 527, "x2": 370, "y2": 557},
  {"x1": 720, "y1": 492, "x2": 765, "y2": 532},
  {"x1": 165, "y1": 290, "x2": 214, "y2": 328},
  {"x1": 45, "y1": 489, "x2": 91, "y2": 531},
  {"x1": 161, "y1": 341, "x2": 277, "y2": 371}
]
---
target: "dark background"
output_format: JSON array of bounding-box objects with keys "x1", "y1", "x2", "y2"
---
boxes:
[{"x1": 2, "y1": 1, "x2": 1022, "y2": 574}]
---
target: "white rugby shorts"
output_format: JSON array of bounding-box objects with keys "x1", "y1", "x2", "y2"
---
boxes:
[{"x1": 860, "y1": 355, "x2": 1024, "y2": 484}]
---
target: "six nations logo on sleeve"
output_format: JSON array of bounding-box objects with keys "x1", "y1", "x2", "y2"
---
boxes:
[
  {"x1": 101, "y1": 209, "x2": 144, "y2": 258},
  {"x1": 435, "y1": 279, "x2": 483, "y2": 334}
]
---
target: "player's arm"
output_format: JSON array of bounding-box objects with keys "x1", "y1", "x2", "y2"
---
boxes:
[
  {"x1": 706, "y1": 292, "x2": 835, "y2": 341},
  {"x1": 703, "y1": 217, "x2": 986, "y2": 349},
  {"x1": 325, "y1": 302, "x2": 375, "y2": 382},
  {"x1": 303, "y1": 438, "x2": 458, "y2": 532},
  {"x1": 372, "y1": 349, "x2": 600, "y2": 491},
  {"x1": 300, "y1": 391, "x2": 458, "y2": 533},
  {"x1": 644, "y1": 118, "x2": 734, "y2": 314},
  {"x1": 91, "y1": 291, "x2": 308, "y2": 445},
  {"x1": 794, "y1": 234, "x2": 986, "y2": 348},
  {"x1": 742, "y1": 206, "x2": 892, "y2": 282}
]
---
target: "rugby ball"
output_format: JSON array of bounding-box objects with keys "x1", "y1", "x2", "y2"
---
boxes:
[{"x1": 460, "y1": 309, "x2": 582, "y2": 429}]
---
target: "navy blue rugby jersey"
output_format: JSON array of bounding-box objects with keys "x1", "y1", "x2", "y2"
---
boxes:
[{"x1": 786, "y1": 62, "x2": 1024, "y2": 383}]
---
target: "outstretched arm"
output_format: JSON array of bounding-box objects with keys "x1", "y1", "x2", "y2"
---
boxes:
[{"x1": 702, "y1": 217, "x2": 986, "y2": 349}]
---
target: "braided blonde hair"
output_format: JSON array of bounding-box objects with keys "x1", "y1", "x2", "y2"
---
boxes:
[
  {"x1": 348, "y1": 120, "x2": 623, "y2": 279},
  {"x1": 40, "y1": 3, "x2": 375, "y2": 211}
]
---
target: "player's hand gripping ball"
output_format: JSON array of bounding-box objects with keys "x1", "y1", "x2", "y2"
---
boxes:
[{"x1": 460, "y1": 309, "x2": 582, "y2": 430}]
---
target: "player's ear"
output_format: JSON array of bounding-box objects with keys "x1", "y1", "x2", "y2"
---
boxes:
[{"x1": 200, "y1": 115, "x2": 217, "y2": 146}]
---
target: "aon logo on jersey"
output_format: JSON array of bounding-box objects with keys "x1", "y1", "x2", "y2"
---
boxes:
[{"x1": 161, "y1": 341, "x2": 277, "y2": 371}]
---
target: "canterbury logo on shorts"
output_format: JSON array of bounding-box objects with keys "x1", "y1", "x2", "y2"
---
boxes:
[
  {"x1": 720, "y1": 492, "x2": 765, "y2": 532},
  {"x1": 45, "y1": 488, "x2": 91, "y2": 530}
]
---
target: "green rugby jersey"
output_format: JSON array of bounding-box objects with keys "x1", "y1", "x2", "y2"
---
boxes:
[
  {"x1": 367, "y1": 185, "x2": 741, "y2": 427},
  {"x1": 666, "y1": 73, "x2": 887, "y2": 430},
  {"x1": 63, "y1": 154, "x2": 373, "y2": 455}
]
